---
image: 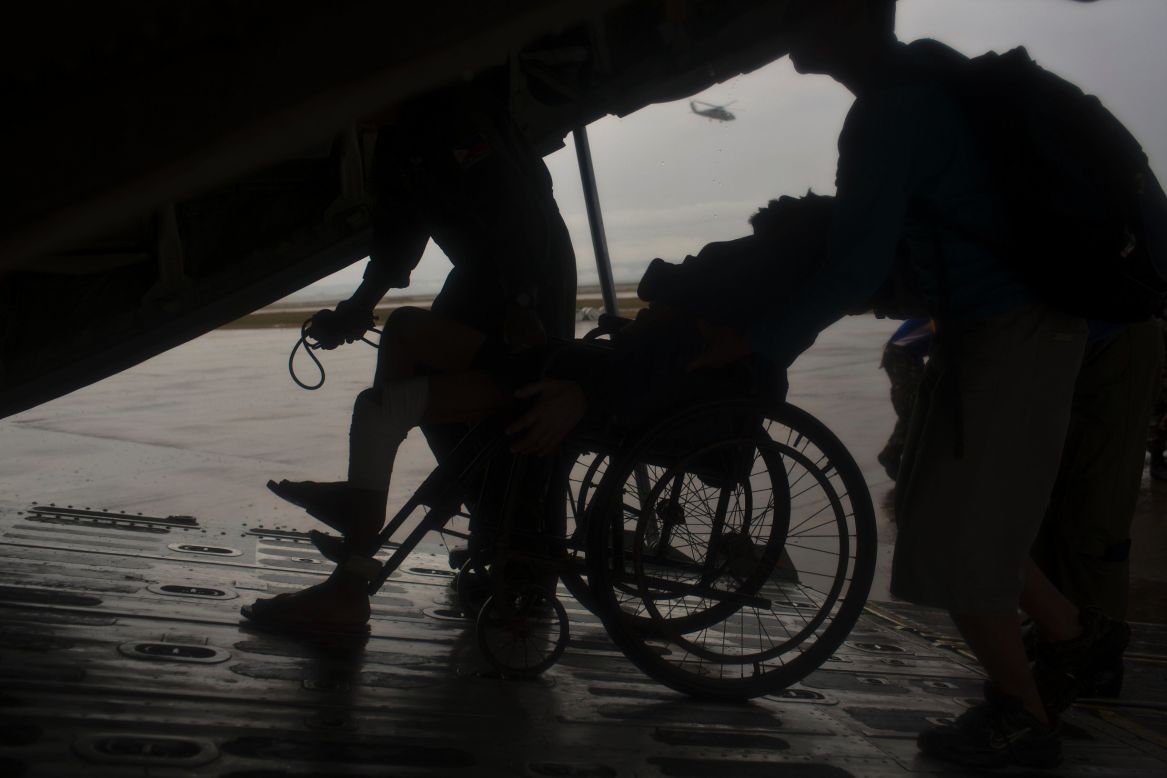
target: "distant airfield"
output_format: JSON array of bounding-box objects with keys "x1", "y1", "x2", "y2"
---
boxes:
[{"x1": 223, "y1": 283, "x2": 647, "y2": 329}]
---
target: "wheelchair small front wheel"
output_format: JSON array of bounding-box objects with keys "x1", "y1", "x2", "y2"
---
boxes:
[{"x1": 476, "y1": 584, "x2": 569, "y2": 677}]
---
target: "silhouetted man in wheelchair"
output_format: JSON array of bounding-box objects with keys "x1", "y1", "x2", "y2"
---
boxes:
[
  {"x1": 278, "y1": 72, "x2": 578, "y2": 585},
  {"x1": 242, "y1": 193, "x2": 834, "y2": 633}
]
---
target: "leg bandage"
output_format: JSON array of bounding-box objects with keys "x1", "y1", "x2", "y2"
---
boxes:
[{"x1": 348, "y1": 377, "x2": 429, "y2": 492}]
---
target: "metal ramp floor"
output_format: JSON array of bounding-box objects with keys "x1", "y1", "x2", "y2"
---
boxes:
[{"x1": 0, "y1": 502, "x2": 1164, "y2": 777}]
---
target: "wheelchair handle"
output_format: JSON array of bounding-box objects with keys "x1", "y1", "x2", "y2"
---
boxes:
[
  {"x1": 597, "y1": 313, "x2": 633, "y2": 332},
  {"x1": 583, "y1": 313, "x2": 634, "y2": 341}
]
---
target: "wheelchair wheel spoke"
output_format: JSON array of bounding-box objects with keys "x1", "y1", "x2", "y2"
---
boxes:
[{"x1": 587, "y1": 400, "x2": 875, "y2": 696}]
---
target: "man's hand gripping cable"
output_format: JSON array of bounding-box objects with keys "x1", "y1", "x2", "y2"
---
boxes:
[{"x1": 288, "y1": 310, "x2": 382, "y2": 390}]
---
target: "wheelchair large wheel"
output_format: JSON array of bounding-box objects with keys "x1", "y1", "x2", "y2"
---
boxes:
[
  {"x1": 549, "y1": 444, "x2": 667, "y2": 617},
  {"x1": 549, "y1": 446, "x2": 612, "y2": 614},
  {"x1": 587, "y1": 400, "x2": 876, "y2": 700}
]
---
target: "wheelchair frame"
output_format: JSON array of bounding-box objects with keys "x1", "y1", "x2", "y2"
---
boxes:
[{"x1": 331, "y1": 325, "x2": 876, "y2": 698}]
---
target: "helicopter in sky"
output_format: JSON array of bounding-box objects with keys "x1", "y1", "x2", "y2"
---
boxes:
[{"x1": 689, "y1": 99, "x2": 736, "y2": 122}]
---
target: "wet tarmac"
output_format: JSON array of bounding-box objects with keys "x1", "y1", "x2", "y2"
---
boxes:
[{"x1": 0, "y1": 315, "x2": 1164, "y2": 776}]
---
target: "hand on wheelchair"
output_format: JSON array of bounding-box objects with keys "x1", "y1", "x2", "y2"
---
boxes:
[
  {"x1": 506, "y1": 380, "x2": 588, "y2": 457},
  {"x1": 306, "y1": 301, "x2": 374, "y2": 350}
]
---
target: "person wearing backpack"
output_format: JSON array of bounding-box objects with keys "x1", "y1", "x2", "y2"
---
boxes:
[
  {"x1": 691, "y1": 0, "x2": 1160, "y2": 768},
  {"x1": 872, "y1": 315, "x2": 1157, "y2": 700}
]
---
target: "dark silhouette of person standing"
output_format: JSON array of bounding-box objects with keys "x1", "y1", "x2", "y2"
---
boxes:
[{"x1": 691, "y1": 0, "x2": 1134, "y2": 768}]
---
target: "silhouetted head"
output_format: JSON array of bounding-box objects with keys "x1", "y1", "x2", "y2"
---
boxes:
[{"x1": 783, "y1": 0, "x2": 898, "y2": 91}]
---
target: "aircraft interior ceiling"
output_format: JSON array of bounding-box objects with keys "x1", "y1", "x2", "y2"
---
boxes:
[{"x1": 0, "y1": 0, "x2": 799, "y2": 420}]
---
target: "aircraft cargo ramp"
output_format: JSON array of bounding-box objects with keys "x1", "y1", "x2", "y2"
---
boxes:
[
  {"x1": 1, "y1": 317, "x2": 1165, "y2": 776},
  {"x1": 0, "y1": 500, "x2": 1163, "y2": 778}
]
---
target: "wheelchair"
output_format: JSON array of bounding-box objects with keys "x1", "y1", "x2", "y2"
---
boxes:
[{"x1": 335, "y1": 316, "x2": 877, "y2": 700}]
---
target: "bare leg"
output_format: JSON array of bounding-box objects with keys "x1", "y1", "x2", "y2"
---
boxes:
[
  {"x1": 270, "y1": 307, "x2": 510, "y2": 541},
  {"x1": 345, "y1": 306, "x2": 507, "y2": 514},
  {"x1": 950, "y1": 561, "x2": 1083, "y2": 726},
  {"x1": 248, "y1": 310, "x2": 511, "y2": 633},
  {"x1": 374, "y1": 306, "x2": 489, "y2": 386},
  {"x1": 951, "y1": 611, "x2": 1051, "y2": 725},
  {"x1": 348, "y1": 307, "x2": 508, "y2": 493},
  {"x1": 1019, "y1": 558, "x2": 1082, "y2": 643}
]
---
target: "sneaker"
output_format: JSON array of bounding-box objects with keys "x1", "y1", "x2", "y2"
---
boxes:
[
  {"x1": 1034, "y1": 607, "x2": 1130, "y2": 713},
  {"x1": 917, "y1": 684, "x2": 1061, "y2": 769}
]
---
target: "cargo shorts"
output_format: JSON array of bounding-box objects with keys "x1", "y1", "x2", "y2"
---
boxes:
[{"x1": 890, "y1": 304, "x2": 1087, "y2": 615}]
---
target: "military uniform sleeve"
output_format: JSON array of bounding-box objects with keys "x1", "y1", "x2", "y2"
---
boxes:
[{"x1": 748, "y1": 87, "x2": 932, "y2": 366}]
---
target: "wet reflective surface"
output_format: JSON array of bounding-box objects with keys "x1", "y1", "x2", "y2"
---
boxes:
[
  {"x1": 0, "y1": 501, "x2": 1163, "y2": 777},
  {"x1": 1, "y1": 317, "x2": 1164, "y2": 775}
]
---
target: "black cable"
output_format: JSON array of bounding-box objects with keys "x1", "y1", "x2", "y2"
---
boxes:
[{"x1": 288, "y1": 317, "x2": 381, "y2": 390}]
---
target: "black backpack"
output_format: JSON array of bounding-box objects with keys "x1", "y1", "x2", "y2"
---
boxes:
[{"x1": 923, "y1": 43, "x2": 1167, "y2": 321}]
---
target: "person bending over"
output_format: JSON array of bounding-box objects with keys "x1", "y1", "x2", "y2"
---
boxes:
[{"x1": 693, "y1": 1, "x2": 1139, "y2": 768}]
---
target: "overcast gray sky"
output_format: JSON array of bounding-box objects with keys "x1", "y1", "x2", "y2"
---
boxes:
[{"x1": 293, "y1": 0, "x2": 1167, "y2": 301}]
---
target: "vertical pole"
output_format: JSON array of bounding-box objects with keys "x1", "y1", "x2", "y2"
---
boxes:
[{"x1": 572, "y1": 126, "x2": 620, "y2": 317}]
